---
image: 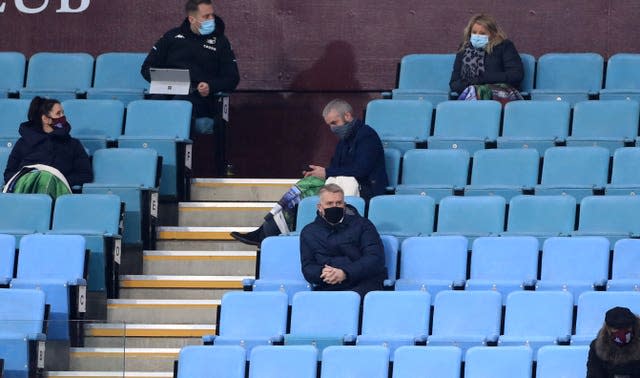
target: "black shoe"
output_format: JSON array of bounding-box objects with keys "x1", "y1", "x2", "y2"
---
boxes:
[{"x1": 230, "y1": 227, "x2": 263, "y2": 246}]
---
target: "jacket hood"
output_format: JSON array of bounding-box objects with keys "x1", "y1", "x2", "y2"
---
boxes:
[
  {"x1": 19, "y1": 120, "x2": 71, "y2": 146},
  {"x1": 594, "y1": 315, "x2": 640, "y2": 366},
  {"x1": 179, "y1": 15, "x2": 226, "y2": 37}
]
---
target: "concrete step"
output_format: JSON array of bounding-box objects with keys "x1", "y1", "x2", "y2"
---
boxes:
[
  {"x1": 156, "y1": 226, "x2": 257, "y2": 251},
  {"x1": 47, "y1": 372, "x2": 172, "y2": 378},
  {"x1": 143, "y1": 250, "x2": 256, "y2": 276},
  {"x1": 190, "y1": 178, "x2": 296, "y2": 201},
  {"x1": 178, "y1": 202, "x2": 274, "y2": 227},
  {"x1": 69, "y1": 347, "x2": 179, "y2": 372},
  {"x1": 118, "y1": 275, "x2": 250, "y2": 300},
  {"x1": 84, "y1": 323, "x2": 215, "y2": 348},
  {"x1": 106, "y1": 299, "x2": 220, "y2": 324}
]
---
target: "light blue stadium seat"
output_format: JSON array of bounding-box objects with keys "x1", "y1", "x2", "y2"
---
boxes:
[
  {"x1": 497, "y1": 100, "x2": 570, "y2": 154},
  {"x1": 0, "y1": 234, "x2": 15, "y2": 286},
  {"x1": 0, "y1": 52, "x2": 25, "y2": 98},
  {"x1": 48, "y1": 194, "x2": 123, "y2": 297},
  {"x1": 391, "y1": 53, "x2": 456, "y2": 104},
  {"x1": 607, "y1": 238, "x2": 640, "y2": 291},
  {"x1": 118, "y1": 100, "x2": 192, "y2": 200},
  {"x1": 321, "y1": 346, "x2": 389, "y2": 378},
  {"x1": 465, "y1": 149, "x2": 539, "y2": 201},
  {"x1": 86, "y1": 52, "x2": 149, "y2": 105},
  {"x1": 428, "y1": 100, "x2": 502, "y2": 154},
  {"x1": 536, "y1": 345, "x2": 589, "y2": 378},
  {"x1": 566, "y1": 100, "x2": 639, "y2": 154},
  {"x1": 83, "y1": 148, "x2": 159, "y2": 248},
  {"x1": 0, "y1": 147, "x2": 11, "y2": 186},
  {"x1": 205, "y1": 291, "x2": 288, "y2": 360},
  {"x1": 0, "y1": 99, "x2": 30, "y2": 148},
  {"x1": 20, "y1": 52, "x2": 94, "y2": 100},
  {"x1": 294, "y1": 195, "x2": 364, "y2": 232},
  {"x1": 464, "y1": 346, "x2": 533, "y2": 378},
  {"x1": 465, "y1": 236, "x2": 539, "y2": 303},
  {"x1": 428, "y1": 291, "x2": 502, "y2": 359},
  {"x1": 434, "y1": 196, "x2": 506, "y2": 242},
  {"x1": 531, "y1": 53, "x2": 604, "y2": 105},
  {"x1": 501, "y1": 195, "x2": 576, "y2": 244},
  {"x1": 498, "y1": 291, "x2": 574, "y2": 358},
  {"x1": 607, "y1": 148, "x2": 640, "y2": 195},
  {"x1": 395, "y1": 149, "x2": 469, "y2": 202},
  {"x1": 384, "y1": 147, "x2": 401, "y2": 191},
  {"x1": 245, "y1": 236, "x2": 310, "y2": 304},
  {"x1": 249, "y1": 345, "x2": 318, "y2": 378},
  {"x1": 536, "y1": 237, "x2": 610, "y2": 305},
  {"x1": 10, "y1": 234, "x2": 86, "y2": 344},
  {"x1": 0, "y1": 288, "x2": 46, "y2": 378},
  {"x1": 357, "y1": 291, "x2": 431, "y2": 360},
  {"x1": 519, "y1": 53, "x2": 536, "y2": 96},
  {"x1": 62, "y1": 99, "x2": 125, "y2": 155},
  {"x1": 365, "y1": 99, "x2": 433, "y2": 153},
  {"x1": 285, "y1": 291, "x2": 360, "y2": 359},
  {"x1": 392, "y1": 346, "x2": 462, "y2": 378},
  {"x1": 367, "y1": 195, "x2": 435, "y2": 238},
  {"x1": 0, "y1": 194, "x2": 52, "y2": 241},
  {"x1": 395, "y1": 236, "x2": 468, "y2": 302},
  {"x1": 535, "y1": 146, "x2": 609, "y2": 201},
  {"x1": 572, "y1": 291, "x2": 640, "y2": 345},
  {"x1": 381, "y1": 235, "x2": 399, "y2": 287},
  {"x1": 572, "y1": 195, "x2": 640, "y2": 244},
  {"x1": 599, "y1": 53, "x2": 640, "y2": 102},
  {"x1": 177, "y1": 345, "x2": 245, "y2": 378}
]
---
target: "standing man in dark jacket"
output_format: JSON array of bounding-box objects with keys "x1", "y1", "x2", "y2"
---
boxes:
[
  {"x1": 300, "y1": 184, "x2": 387, "y2": 298},
  {"x1": 587, "y1": 306, "x2": 640, "y2": 378}
]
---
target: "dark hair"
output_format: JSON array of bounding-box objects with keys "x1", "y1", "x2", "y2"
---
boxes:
[
  {"x1": 185, "y1": 0, "x2": 212, "y2": 14},
  {"x1": 27, "y1": 96, "x2": 60, "y2": 122}
]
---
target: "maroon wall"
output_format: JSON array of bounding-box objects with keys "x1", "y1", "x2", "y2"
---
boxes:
[{"x1": 2, "y1": 0, "x2": 639, "y2": 177}]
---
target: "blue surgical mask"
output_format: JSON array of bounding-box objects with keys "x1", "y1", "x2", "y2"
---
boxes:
[
  {"x1": 470, "y1": 34, "x2": 489, "y2": 49},
  {"x1": 199, "y1": 19, "x2": 215, "y2": 35}
]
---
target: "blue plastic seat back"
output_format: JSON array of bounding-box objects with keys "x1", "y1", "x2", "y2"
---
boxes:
[
  {"x1": 321, "y1": 346, "x2": 389, "y2": 378},
  {"x1": 536, "y1": 345, "x2": 589, "y2": 378},
  {"x1": 604, "y1": 53, "x2": 640, "y2": 90},
  {"x1": 393, "y1": 346, "x2": 462, "y2": 378},
  {"x1": 506, "y1": 195, "x2": 576, "y2": 234},
  {"x1": 218, "y1": 291, "x2": 288, "y2": 339},
  {"x1": 0, "y1": 234, "x2": 16, "y2": 282},
  {"x1": 571, "y1": 100, "x2": 639, "y2": 138},
  {"x1": 62, "y1": 99, "x2": 125, "y2": 140},
  {"x1": 257, "y1": 236, "x2": 304, "y2": 281},
  {"x1": 93, "y1": 53, "x2": 149, "y2": 90},
  {"x1": 470, "y1": 149, "x2": 539, "y2": 186},
  {"x1": 368, "y1": 195, "x2": 435, "y2": 236},
  {"x1": 401, "y1": 149, "x2": 470, "y2": 186},
  {"x1": 17, "y1": 234, "x2": 85, "y2": 280},
  {"x1": 432, "y1": 291, "x2": 502, "y2": 337},
  {"x1": 397, "y1": 54, "x2": 456, "y2": 92},
  {"x1": 470, "y1": 236, "x2": 538, "y2": 281},
  {"x1": 124, "y1": 100, "x2": 192, "y2": 139},
  {"x1": 540, "y1": 146, "x2": 609, "y2": 186},
  {"x1": 365, "y1": 99, "x2": 433, "y2": 142},
  {"x1": 519, "y1": 53, "x2": 535, "y2": 94},
  {"x1": 577, "y1": 195, "x2": 640, "y2": 235},
  {"x1": 436, "y1": 196, "x2": 506, "y2": 235},
  {"x1": 399, "y1": 236, "x2": 468, "y2": 282},
  {"x1": 0, "y1": 147, "x2": 11, "y2": 185},
  {"x1": 384, "y1": 148, "x2": 401, "y2": 188},
  {"x1": 0, "y1": 99, "x2": 30, "y2": 144},
  {"x1": 25, "y1": 52, "x2": 94, "y2": 91},
  {"x1": 381, "y1": 235, "x2": 399, "y2": 282},
  {"x1": 361, "y1": 291, "x2": 431, "y2": 337},
  {"x1": 0, "y1": 52, "x2": 26, "y2": 94},
  {"x1": 612, "y1": 239, "x2": 640, "y2": 279},
  {"x1": 178, "y1": 345, "x2": 245, "y2": 378},
  {"x1": 290, "y1": 291, "x2": 360, "y2": 336},
  {"x1": 52, "y1": 194, "x2": 121, "y2": 235},
  {"x1": 249, "y1": 345, "x2": 317, "y2": 378},
  {"x1": 464, "y1": 346, "x2": 533, "y2": 378},
  {"x1": 502, "y1": 100, "x2": 571, "y2": 138},
  {"x1": 0, "y1": 193, "x2": 52, "y2": 233},
  {"x1": 295, "y1": 195, "x2": 364, "y2": 231},
  {"x1": 541, "y1": 237, "x2": 609, "y2": 282},
  {"x1": 503, "y1": 291, "x2": 573, "y2": 338},
  {"x1": 535, "y1": 53, "x2": 604, "y2": 92},
  {"x1": 0, "y1": 288, "x2": 45, "y2": 336},
  {"x1": 610, "y1": 148, "x2": 640, "y2": 185},
  {"x1": 575, "y1": 292, "x2": 640, "y2": 338},
  {"x1": 91, "y1": 148, "x2": 158, "y2": 187},
  {"x1": 433, "y1": 101, "x2": 501, "y2": 138}
]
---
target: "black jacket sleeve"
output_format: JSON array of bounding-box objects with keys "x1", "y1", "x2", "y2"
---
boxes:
[
  {"x1": 300, "y1": 227, "x2": 326, "y2": 285},
  {"x1": 449, "y1": 51, "x2": 468, "y2": 93},
  {"x1": 65, "y1": 139, "x2": 93, "y2": 186},
  {"x1": 586, "y1": 341, "x2": 607, "y2": 378},
  {"x1": 325, "y1": 129, "x2": 384, "y2": 180},
  {"x1": 4, "y1": 138, "x2": 24, "y2": 183},
  {"x1": 140, "y1": 34, "x2": 170, "y2": 83},
  {"x1": 207, "y1": 38, "x2": 239, "y2": 93},
  {"x1": 480, "y1": 40, "x2": 524, "y2": 88},
  {"x1": 335, "y1": 220, "x2": 386, "y2": 284}
]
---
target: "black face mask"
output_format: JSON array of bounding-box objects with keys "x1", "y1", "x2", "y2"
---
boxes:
[{"x1": 322, "y1": 206, "x2": 345, "y2": 225}]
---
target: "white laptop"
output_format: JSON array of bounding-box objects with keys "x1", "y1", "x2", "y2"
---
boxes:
[{"x1": 149, "y1": 68, "x2": 191, "y2": 95}]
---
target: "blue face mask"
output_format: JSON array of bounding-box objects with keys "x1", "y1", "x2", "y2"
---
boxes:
[
  {"x1": 199, "y1": 19, "x2": 215, "y2": 35},
  {"x1": 470, "y1": 34, "x2": 489, "y2": 49}
]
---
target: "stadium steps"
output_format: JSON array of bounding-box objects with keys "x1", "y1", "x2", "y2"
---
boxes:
[
  {"x1": 189, "y1": 178, "x2": 296, "y2": 201},
  {"x1": 118, "y1": 274, "x2": 250, "y2": 300},
  {"x1": 68, "y1": 347, "x2": 179, "y2": 371},
  {"x1": 106, "y1": 299, "x2": 220, "y2": 324},
  {"x1": 142, "y1": 250, "x2": 256, "y2": 276},
  {"x1": 178, "y1": 201, "x2": 275, "y2": 227},
  {"x1": 84, "y1": 323, "x2": 215, "y2": 348},
  {"x1": 47, "y1": 373, "x2": 172, "y2": 378}
]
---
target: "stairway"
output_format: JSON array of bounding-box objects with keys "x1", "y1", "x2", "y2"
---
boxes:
[{"x1": 46, "y1": 178, "x2": 296, "y2": 377}]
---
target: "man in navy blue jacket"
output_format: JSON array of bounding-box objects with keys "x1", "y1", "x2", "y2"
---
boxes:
[{"x1": 300, "y1": 184, "x2": 387, "y2": 297}]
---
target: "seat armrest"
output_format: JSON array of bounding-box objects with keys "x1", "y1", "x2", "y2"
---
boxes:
[
  {"x1": 452, "y1": 280, "x2": 466, "y2": 289},
  {"x1": 383, "y1": 279, "x2": 395, "y2": 289},
  {"x1": 556, "y1": 335, "x2": 571, "y2": 345},
  {"x1": 202, "y1": 334, "x2": 216, "y2": 345},
  {"x1": 270, "y1": 335, "x2": 285, "y2": 345},
  {"x1": 242, "y1": 278, "x2": 255, "y2": 291},
  {"x1": 380, "y1": 91, "x2": 392, "y2": 99},
  {"x1": 485, "y1": 334, "x2": 499, "y2": 345},
  {"x1": 414, "y1": 334, "x2": 428, "y2": 344},
  {"x1": 343, "y1": 334, "x2": 357, "y2": 344}
]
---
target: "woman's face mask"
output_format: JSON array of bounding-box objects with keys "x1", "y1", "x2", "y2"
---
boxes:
[{"x1": 611, "y1": 328, "x2": 634, "y2": 346}]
